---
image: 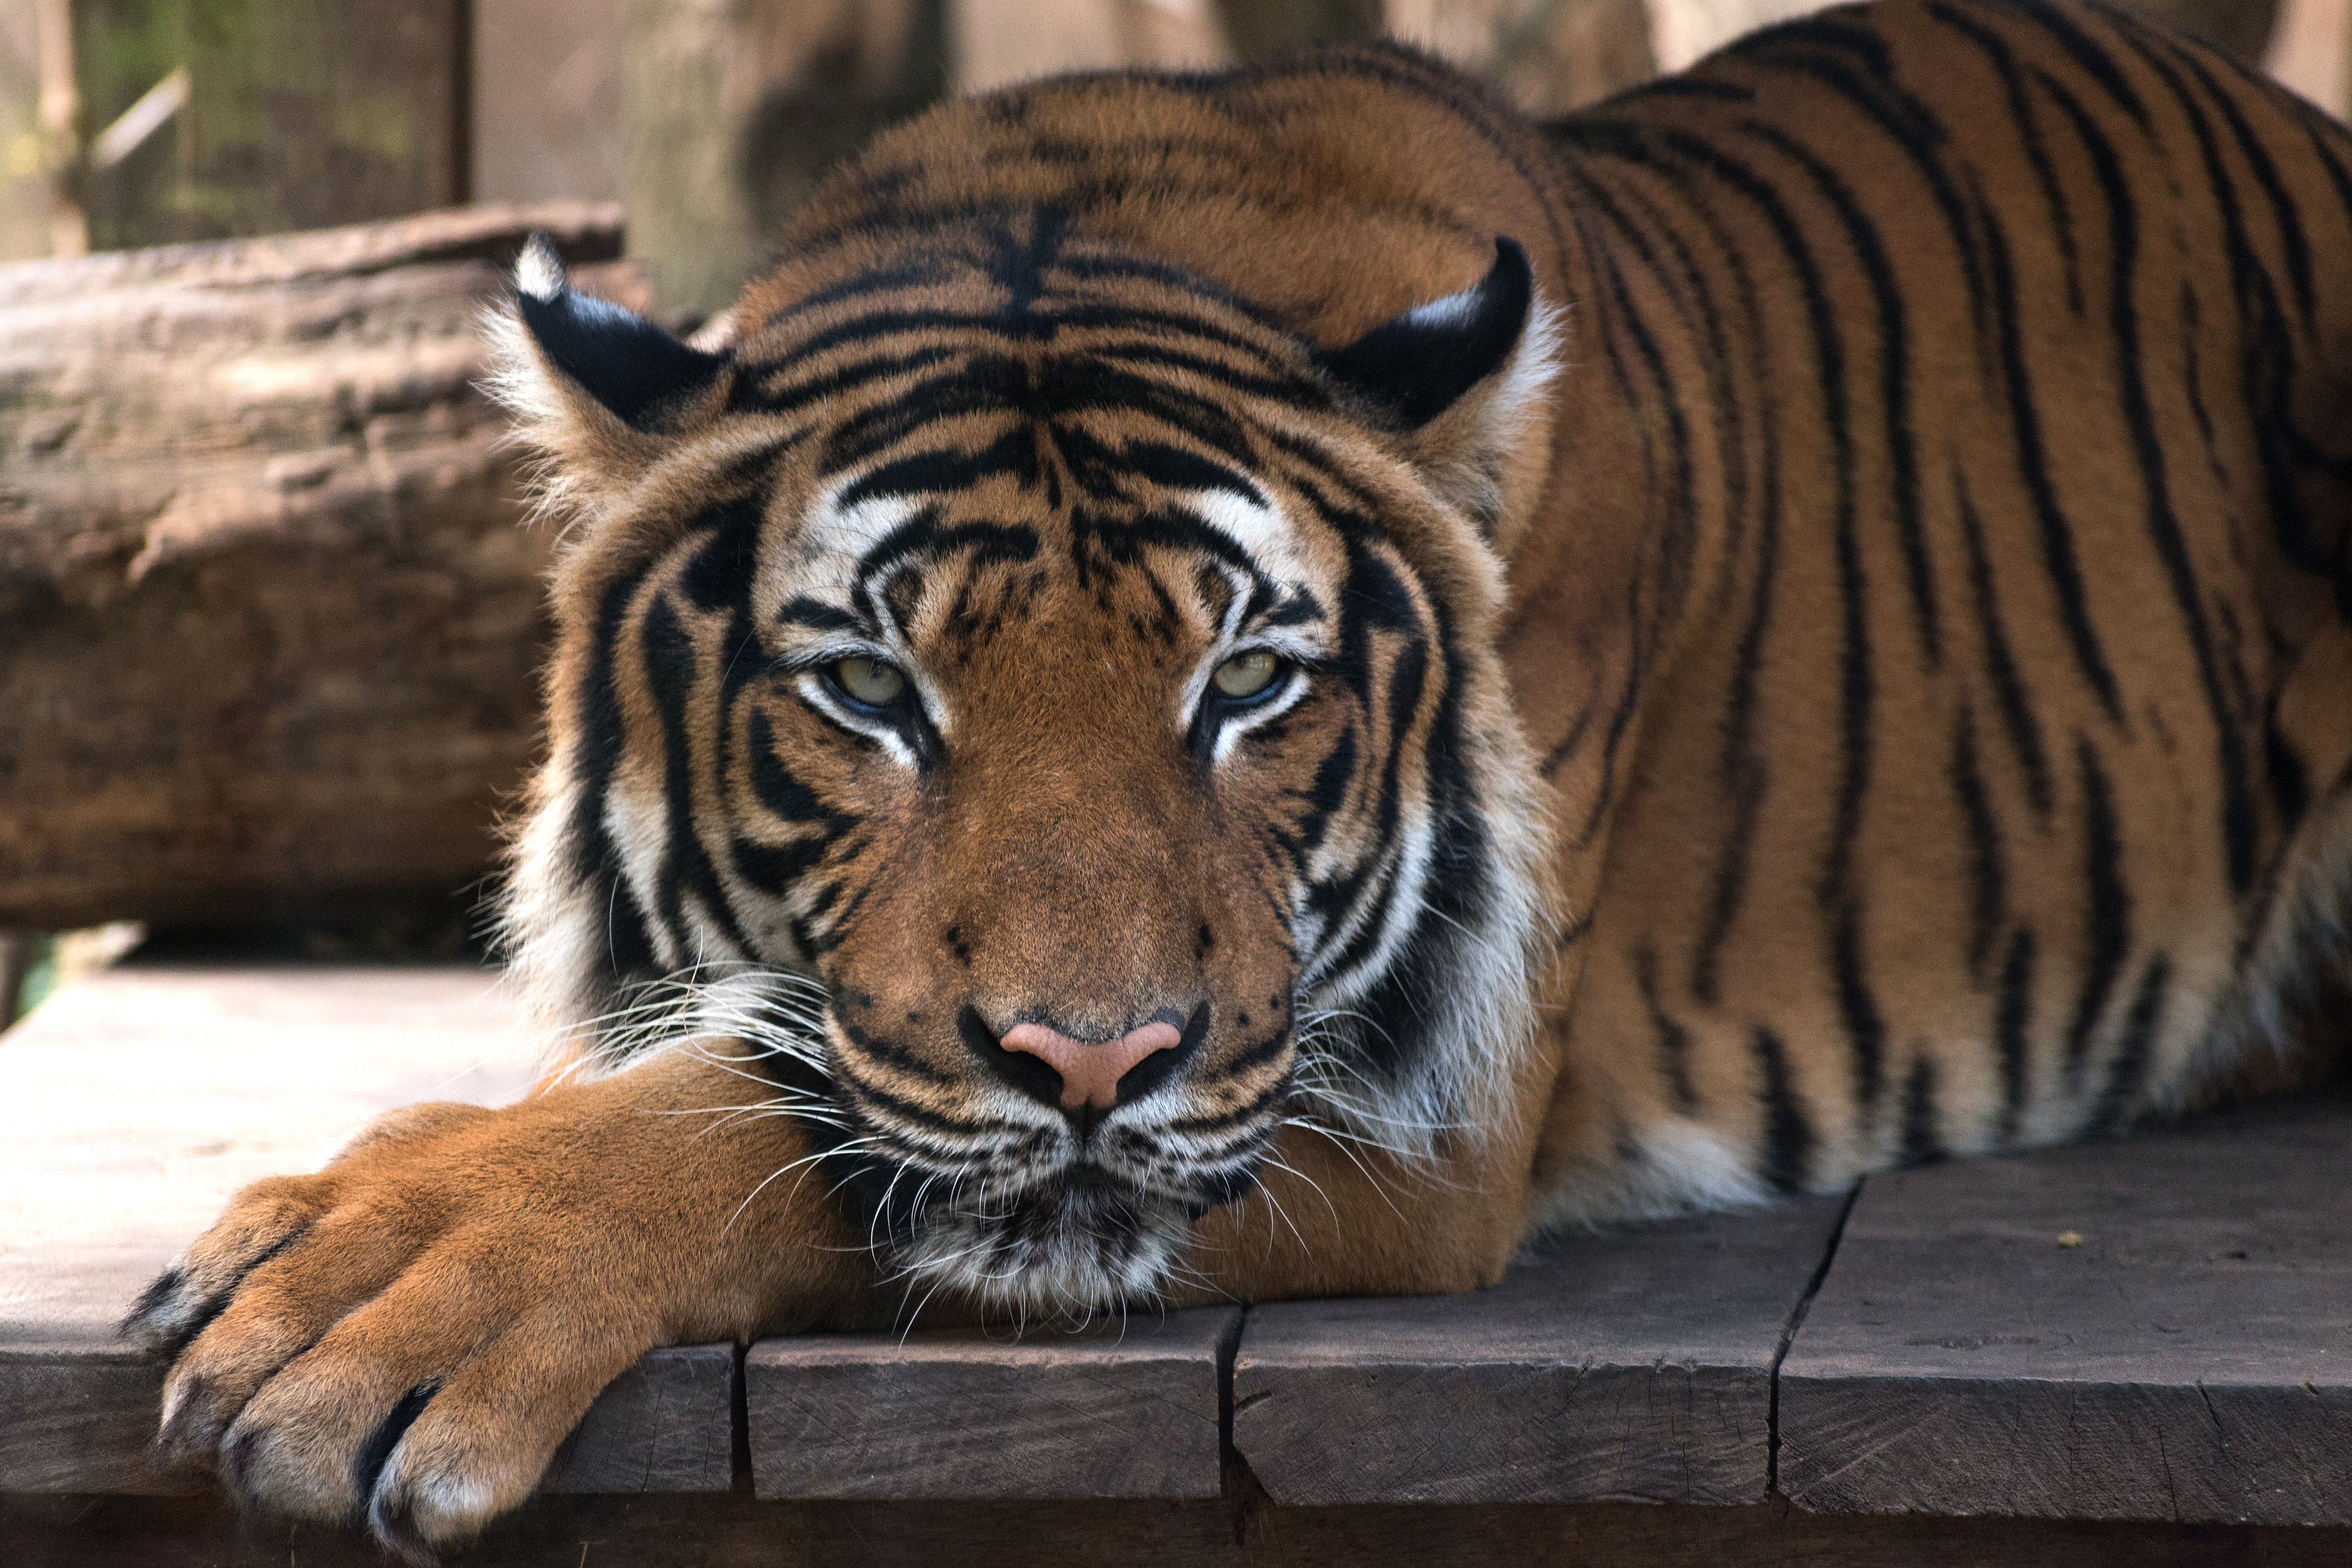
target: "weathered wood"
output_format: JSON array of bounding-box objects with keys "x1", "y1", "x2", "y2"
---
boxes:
[
  {"x1": 1778, "y1": 1087, "x2": 2352, "y2": 1524},
  {"x1": 0, "y1": 1340, "x2": 733, "y2": 1498},
  {"x1": 539, "y1": 1343, "x2": 738, "y2": 1494},
  {"x1": 747, "y1": 1308, "x2": 1237, "y2": 1499},
  {"x1": 0, "y1": 204, "x2": 639, "y2": 932},
  {"x1": 9, "y1": 1489, "x2": 2352, "y2": 1567},
  {"x1": 0, "y1": 963, "x2": 734, "y2": 1496},
  {"x1": 1231, "y1": 1194, "x2": 1849, "y2": 1505}
]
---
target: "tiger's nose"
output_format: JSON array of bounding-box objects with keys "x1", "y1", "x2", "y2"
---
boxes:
[{"x1": 998, "y1": 1019, "x2": 1183, "y2": 1112}]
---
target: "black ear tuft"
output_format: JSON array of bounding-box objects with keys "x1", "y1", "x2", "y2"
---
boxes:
[
  {"x1": 1316, "y1": 238, "x2": 1534, "y2": 429},
  {"x1": 513, "y1": 233, "x2": 729, "y2": 429}
]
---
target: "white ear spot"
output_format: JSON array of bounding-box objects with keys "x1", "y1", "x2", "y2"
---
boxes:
[
  {"x1": 514, "y1": 234, "x2": 567, "y2": 304},
  {"x1": 1401, "y1": 286, "x2": 1480, "y2": 331}
]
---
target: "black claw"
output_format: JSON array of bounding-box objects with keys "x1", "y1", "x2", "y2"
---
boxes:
[
  {"x1": 152, "y1": 1373, "x2": 218, "y2": 1465},
  {"x1": 120, "y1": 1267, "x2": 187, "y2": 1343},
  {"x1": 354, "y1": 1381, "x2": 439, "y2": 1513},
  {"x1": 123, "y1": 1229, "x2": 312, "y2": 1356}
]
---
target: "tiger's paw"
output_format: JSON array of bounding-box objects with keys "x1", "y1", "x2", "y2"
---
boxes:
[{"x1": 123, "y1": 1098, "x2": 666, "y2": 1564}]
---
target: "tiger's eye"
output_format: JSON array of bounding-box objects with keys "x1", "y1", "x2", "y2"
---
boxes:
[
  {"x1": 833, "y1": 655, "x2": 907, "y2": 706},
  {"x1": 1212, "y1": 649, "x2": 1280, "y2": 699}
]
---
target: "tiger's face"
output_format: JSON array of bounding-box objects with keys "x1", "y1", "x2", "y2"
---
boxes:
[
  {"x1": 493, "y1": 224, "x2": 1557, "y2": 1312},
  {"x1": 743, "y1": 453, "x2": 1356, "y2": 1303}
]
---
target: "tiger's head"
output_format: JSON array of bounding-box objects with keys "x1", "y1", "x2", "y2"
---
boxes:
[{"x1": 490, "y1": 215, "x2": 1558, "y2": 1314}]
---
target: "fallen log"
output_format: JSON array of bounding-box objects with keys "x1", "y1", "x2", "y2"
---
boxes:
[{"x1": 0, "y1": 203, "x2": 643, "y2": 932}]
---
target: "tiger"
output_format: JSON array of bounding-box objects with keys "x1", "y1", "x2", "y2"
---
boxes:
[{"x1": 126, "y1": 0, "x2": 2352, "y2": 1555}]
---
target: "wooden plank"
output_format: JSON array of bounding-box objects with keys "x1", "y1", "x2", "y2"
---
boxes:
[
  {"x1": 538, "y1": 1343, "x2": 736, "y2": 1494},
  {"x1": 1231, "y1": 1194, "x2": 1849, "y2": 1505},
  {"x1": 0, "y1": 1340, "x2": 733, "y2": 1498},
  {"x1": 0, "y1": 203, "x2": 636, "y2": 933},
  {"x1": 747, "y1": 1308, "x2": 1237, "y2": 1499},
  {"x1": 10, "y1": 1489, "x2": 2352, "y2": 1568},
  {"x1": 0, "y1": 963, "x2": 735, "y2": 1495},
  {"x1": 1779, "y1": 1087, "x2": 2352, "y2": 1524}
]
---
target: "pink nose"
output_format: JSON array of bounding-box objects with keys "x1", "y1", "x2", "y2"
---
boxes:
[{"x1": 998, "y1": 1020, "x2": 1183, "y2": 1111}]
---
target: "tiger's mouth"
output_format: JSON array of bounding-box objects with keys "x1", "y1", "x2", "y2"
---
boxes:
[
  {"x1": 879, "y1": 1167, "x2": 1232, "y2": 1317},
  {"x1": 816, "y1": 1042, "x2": 1280, "y2": 1315},
  {"x1": 661, "y1": 965, "x2": 1294, "y2": 1313}
]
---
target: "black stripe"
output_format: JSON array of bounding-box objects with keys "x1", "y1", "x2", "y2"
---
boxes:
[
  {"x1": 776, "y1": 597, "x2": 862, "y2": 633},
  {"x1": 1635, "y1": 944, "x2": 1700, "y2": 1115},
  {"x1": 1929, "y1": 1, "x2": 2083, "y2": 315},
  {"x1": 734, "y1": 346, "x2": 959, "y2": 417},
  {"x1": 1898, "y1": 1055, "x2": 1945, "y2": 1166},
  {"x1": 1953, "y1": 466, "x2": 2052, "y2": 813},
  {"x1": 2090, "y1": 953, "x2": 2171, "y2": 1133},
  {"x1": 840, "y1": 428, "x2": 1042, "y2": 507},
  {"x1": 1832, "y1": 902, "x2": 1887, "y2": 1115},
  {"x1": 1623, "y1": 127, "x2": 1872, "y2": 907},
  {"x1": 570, "y1": 565, "x2": 662, "y2": 997},
  {"x1": 1574, "y1": 202, "x2": 1699, "y2": 621},
  {"x1": 1995, "y1": 927, "x2": 2037, "y2": 1145},
  {"x1": 1592, "y1": 169, "x2": 1751, "y2": 557},
  {"x1": 733, "y1": 710, "x2": 861, "y2": 899},
  {"x1": 1974, "y1": 178, "x2": 2122, "y2": 718},
  {"x1": 1953, "y1": 708, "x2": 2007, "y2": 980},
  {"x1": 1996, "y1": 0, "x2": 2149, "y2": 129},
  {"x1": 1678, "y1": 171, "x2": 1782, "y2": 1009},
  {"x1": 1751, "y1": 1027, "x2": 1815, "y2": 1193},
  {"x1": 640, "y1": 594, "x2": 752, "y2": 960},
  {"x1": 2064, "y1": 738, "x2": 2131, "y2": 1087},
  {"x1": 2163, "y1": 40, "x2": 2315, "y2": 331},
  {"x1": 2177, "y1": 281, "x2": 2225, "y2": 483},
  {"x1": 1751, "y1": 41, "x2": 1980, "y2": 626},
  {"x1": 2041, "y1": 61, "x2": 2258, "y2": 891},
  {"x1": 1756, "y1": 18, "x2": 1991, "y2": 341}
]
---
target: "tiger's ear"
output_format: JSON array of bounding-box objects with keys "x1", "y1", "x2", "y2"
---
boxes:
[
  {"x1": 1316, "y1": 238, "x2": 1560, "y2": 530},
  {"x1": 486, "y1": 234, "x2": 733, "y2": 508}
]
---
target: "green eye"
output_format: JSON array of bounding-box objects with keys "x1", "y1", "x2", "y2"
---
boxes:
[
  {"x1": 1211, "y1": 649, "x2": 1281, "y2": 700},
  {"x1": 831, "y1": 655, "x2": 907, "y2": 707}
]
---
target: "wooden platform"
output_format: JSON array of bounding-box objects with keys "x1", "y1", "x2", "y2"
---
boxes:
[{"x1": 5, "y1": 964, "x2": 2349, "y2": 1565}]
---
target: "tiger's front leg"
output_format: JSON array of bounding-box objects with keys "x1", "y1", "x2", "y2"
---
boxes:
[
  {"x1": 130, "y1": 1040, "x2": 1550, "y2": 1559},
  {"x1": 124, "y1": 1047, "x2": 881, "y2": 1561}
]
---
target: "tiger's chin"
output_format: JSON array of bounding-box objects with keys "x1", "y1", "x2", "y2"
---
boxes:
[{"x1": 885, "y1": 1166, "x2": 1237, "y2": 1321}]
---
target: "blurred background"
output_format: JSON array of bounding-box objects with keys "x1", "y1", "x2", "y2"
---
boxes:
[
  {"x1": 7, "y1": 1, "x2": 2344, "y2": 320},
  {"x1": 0, "y1": 0, "x2": 2346, "y2": 1025}
]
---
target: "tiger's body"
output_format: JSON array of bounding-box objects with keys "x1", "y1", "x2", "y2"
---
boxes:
[{"x1": 131, "y1": 0, "x2": 2352, "y2": 1552}]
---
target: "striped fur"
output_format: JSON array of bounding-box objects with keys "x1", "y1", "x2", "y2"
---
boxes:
[{"x1": 494, "y1": 0, "x2": 2352, "y2": 1306}]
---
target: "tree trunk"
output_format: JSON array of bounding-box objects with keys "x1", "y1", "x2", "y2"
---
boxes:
[
  {"x1": 622, "y1": 0, "x2": 946, "y2": 320},
  {"x1": 0, "y1": 203, "x2": 641, "y2": 932}
]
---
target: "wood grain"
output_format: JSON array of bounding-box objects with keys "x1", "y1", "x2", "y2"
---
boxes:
[
  {"x1": 0, "y1": 205, "x2": 638, "y2": 930},
  {"x1": 1231, "y1": 1194, "x2": 1849, "y2": 1505},
  {"x1": 9, "y1": 1488, "x2": 2351, "y2": 1568},
  {"x1": 1779, "y1": 1087, "x2": 2352, "y2": 1523},
  {"x1": 0, "y1": 1340, "x2": 734, "y2": 1498},
  {"x1": 747, "y1": 1308, "x2": 1237, "y2": 1499},
  {"x1": 0, "y1": 963, "x2": 734, "y2": 1496}
]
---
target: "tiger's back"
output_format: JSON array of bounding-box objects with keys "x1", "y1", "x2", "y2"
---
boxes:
[{"x1": 1524, "y1": 0, "x2": 2352, "y2": 1220}]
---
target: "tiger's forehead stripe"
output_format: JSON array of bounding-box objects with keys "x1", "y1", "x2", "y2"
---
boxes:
[{"x1": 726, "y1": 231, "x2": 1335, "y2": 441}]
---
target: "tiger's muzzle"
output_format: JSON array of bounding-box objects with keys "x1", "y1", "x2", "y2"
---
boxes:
[{"x1": 817, "y1": 985, "x2": 1284, "y2": 1313}]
